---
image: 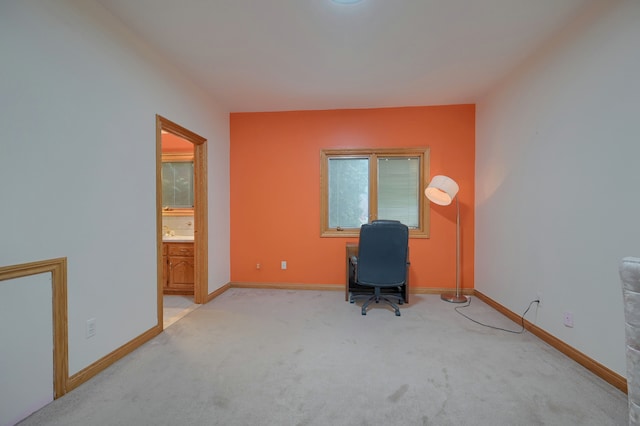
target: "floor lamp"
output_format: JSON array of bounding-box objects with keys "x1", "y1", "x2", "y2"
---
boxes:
[{"x1": 425, "y1": 175, "x2": 468, "y2": 303}]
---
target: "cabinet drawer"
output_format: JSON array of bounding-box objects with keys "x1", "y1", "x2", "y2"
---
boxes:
[{"x1": 167, "y1": 243, "x2": 194, "y2": 256}]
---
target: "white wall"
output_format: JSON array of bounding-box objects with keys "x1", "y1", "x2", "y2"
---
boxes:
[
  {"x1": 0, "y1": 0, "x2": 229, "y2": 388},
  {"x1": 0, "y1": 274, "x2": 52, "y2": 426},
  {"x1": 476, "y1": 0, "x2": 640, "y2": 376}
]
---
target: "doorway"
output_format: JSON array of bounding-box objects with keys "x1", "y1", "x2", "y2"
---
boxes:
[{"x1": 156, "y1": 115, "x2": 208, "y2": 329}]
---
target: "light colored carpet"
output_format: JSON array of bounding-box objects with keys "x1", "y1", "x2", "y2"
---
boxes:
[{"x1": 20, "y1": 289, "x2": 627, "y2": 425}]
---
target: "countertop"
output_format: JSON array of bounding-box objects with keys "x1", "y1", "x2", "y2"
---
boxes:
[{"x1": 162, "y1": 235, "x2": 194, "y2": 242}]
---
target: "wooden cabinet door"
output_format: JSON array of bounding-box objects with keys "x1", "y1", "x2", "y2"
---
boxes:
[
  {"x1": 168, "y1": 256, "x2": 195, "y2": 289},
  {"x1": 163, "y1": 242, "x2": 194, "y2": 295},
  {"x1": 162, "y1": 243, "x2": 169, "y2": 290},
  {"x1": 163, "y1": 254, "x2": 169, "y2": 290}
]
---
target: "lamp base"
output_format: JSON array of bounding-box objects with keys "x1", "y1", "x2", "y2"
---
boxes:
[{"x1": 440, "y1": 293, "x2": 468, "y2": 303}]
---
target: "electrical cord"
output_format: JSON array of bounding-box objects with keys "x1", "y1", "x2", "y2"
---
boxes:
[{"x1": 454, "y1": 297, "x2": 540, "y2": 334}]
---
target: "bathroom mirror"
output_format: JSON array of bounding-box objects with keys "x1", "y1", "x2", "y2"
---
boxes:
[{"x1": 162, "y1": 153, "x2": 194, "y2": 215}]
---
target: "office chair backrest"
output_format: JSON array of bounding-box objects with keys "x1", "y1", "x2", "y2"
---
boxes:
[{"x1": 356, "y1": 220, "x2": 409, "y2": 287}]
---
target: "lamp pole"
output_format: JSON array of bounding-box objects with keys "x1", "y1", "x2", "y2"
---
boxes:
[
  {"x1": 440, "y1": 196, "x2": 467, "y2": 303},
  {"x1": 425, "y1": 175, "x2": 467, "y2": 303}
]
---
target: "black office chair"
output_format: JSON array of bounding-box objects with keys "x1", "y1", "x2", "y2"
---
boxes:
[{"x1": 349, "y1": 220, "x2": 409, "y2": 316}]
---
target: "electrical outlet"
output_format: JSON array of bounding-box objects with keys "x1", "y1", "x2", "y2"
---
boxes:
[
  {"x1": 281, "y1": 260, "x2": 287, "y2": 270},
  {"x1": 563, "y1": 311, "x2": 574, "y2": 328},
  {"x1": 536, "y1": 291, "x2": 543, "y2": 307},
  {"x1": 86, "y1": 318, "x2": 96, "y2": 338},
  {"x1": 256, "y1": 263, "x2": 261, "y2": 269}
]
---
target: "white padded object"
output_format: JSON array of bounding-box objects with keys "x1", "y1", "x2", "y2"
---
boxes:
[{"x1": 620, "y1": 257, "x2": 640, "y2": 425}]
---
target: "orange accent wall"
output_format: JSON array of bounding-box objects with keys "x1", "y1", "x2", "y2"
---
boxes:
[
  {"x1": 162, "y1": 133, "x2": 193, "y2": 153},
  {"x1": 230, "y1": 105, "x2": 475, "y2": 290}
]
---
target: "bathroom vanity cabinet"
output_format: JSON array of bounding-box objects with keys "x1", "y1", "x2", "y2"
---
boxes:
[{"x1": 162, "y1": 242, "x2": 194, "y2": 295}]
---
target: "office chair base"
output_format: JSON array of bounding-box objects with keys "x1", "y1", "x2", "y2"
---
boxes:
[
  {"x1": 441, "y1": 293, "x2": 468, "y2": 303},
  {"x1": 361, "y1": 307, "x2": 401, "y2": 316},
  {"x1": 350, "y1": 293, "x2": 404, "y2": 305},
  {"x1": 361, "y1": 295, "x2": 402, "y2": 316}
]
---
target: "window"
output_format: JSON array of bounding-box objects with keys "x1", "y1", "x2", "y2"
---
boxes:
[
  {"x1": 162, "y1": 153, "x2": 194, "y2": 215},
  {"x1": 320, "y1": 148, "x2": 430, "y2": 238}
]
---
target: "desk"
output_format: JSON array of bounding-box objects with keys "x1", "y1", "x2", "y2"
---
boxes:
[{"x1": 345, "y1": 242, "x2": 410, "y2": 303}]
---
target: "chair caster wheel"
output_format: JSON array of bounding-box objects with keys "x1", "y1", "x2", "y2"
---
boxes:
[
  {"x1": 395, "y1": 311, "x2": 401, "y2": 316},
  {"x1": 362, "y1": 310, "x2": 367, "y2": 315}
]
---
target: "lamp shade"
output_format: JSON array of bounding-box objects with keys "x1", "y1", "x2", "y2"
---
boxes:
[{"x1": 425, "y1": 175, "x2": 459, "y2": 206}]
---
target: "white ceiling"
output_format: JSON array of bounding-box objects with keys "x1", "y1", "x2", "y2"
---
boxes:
[{"x1": 96, "y1": 0, "x2": 596, "y2": 112}]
